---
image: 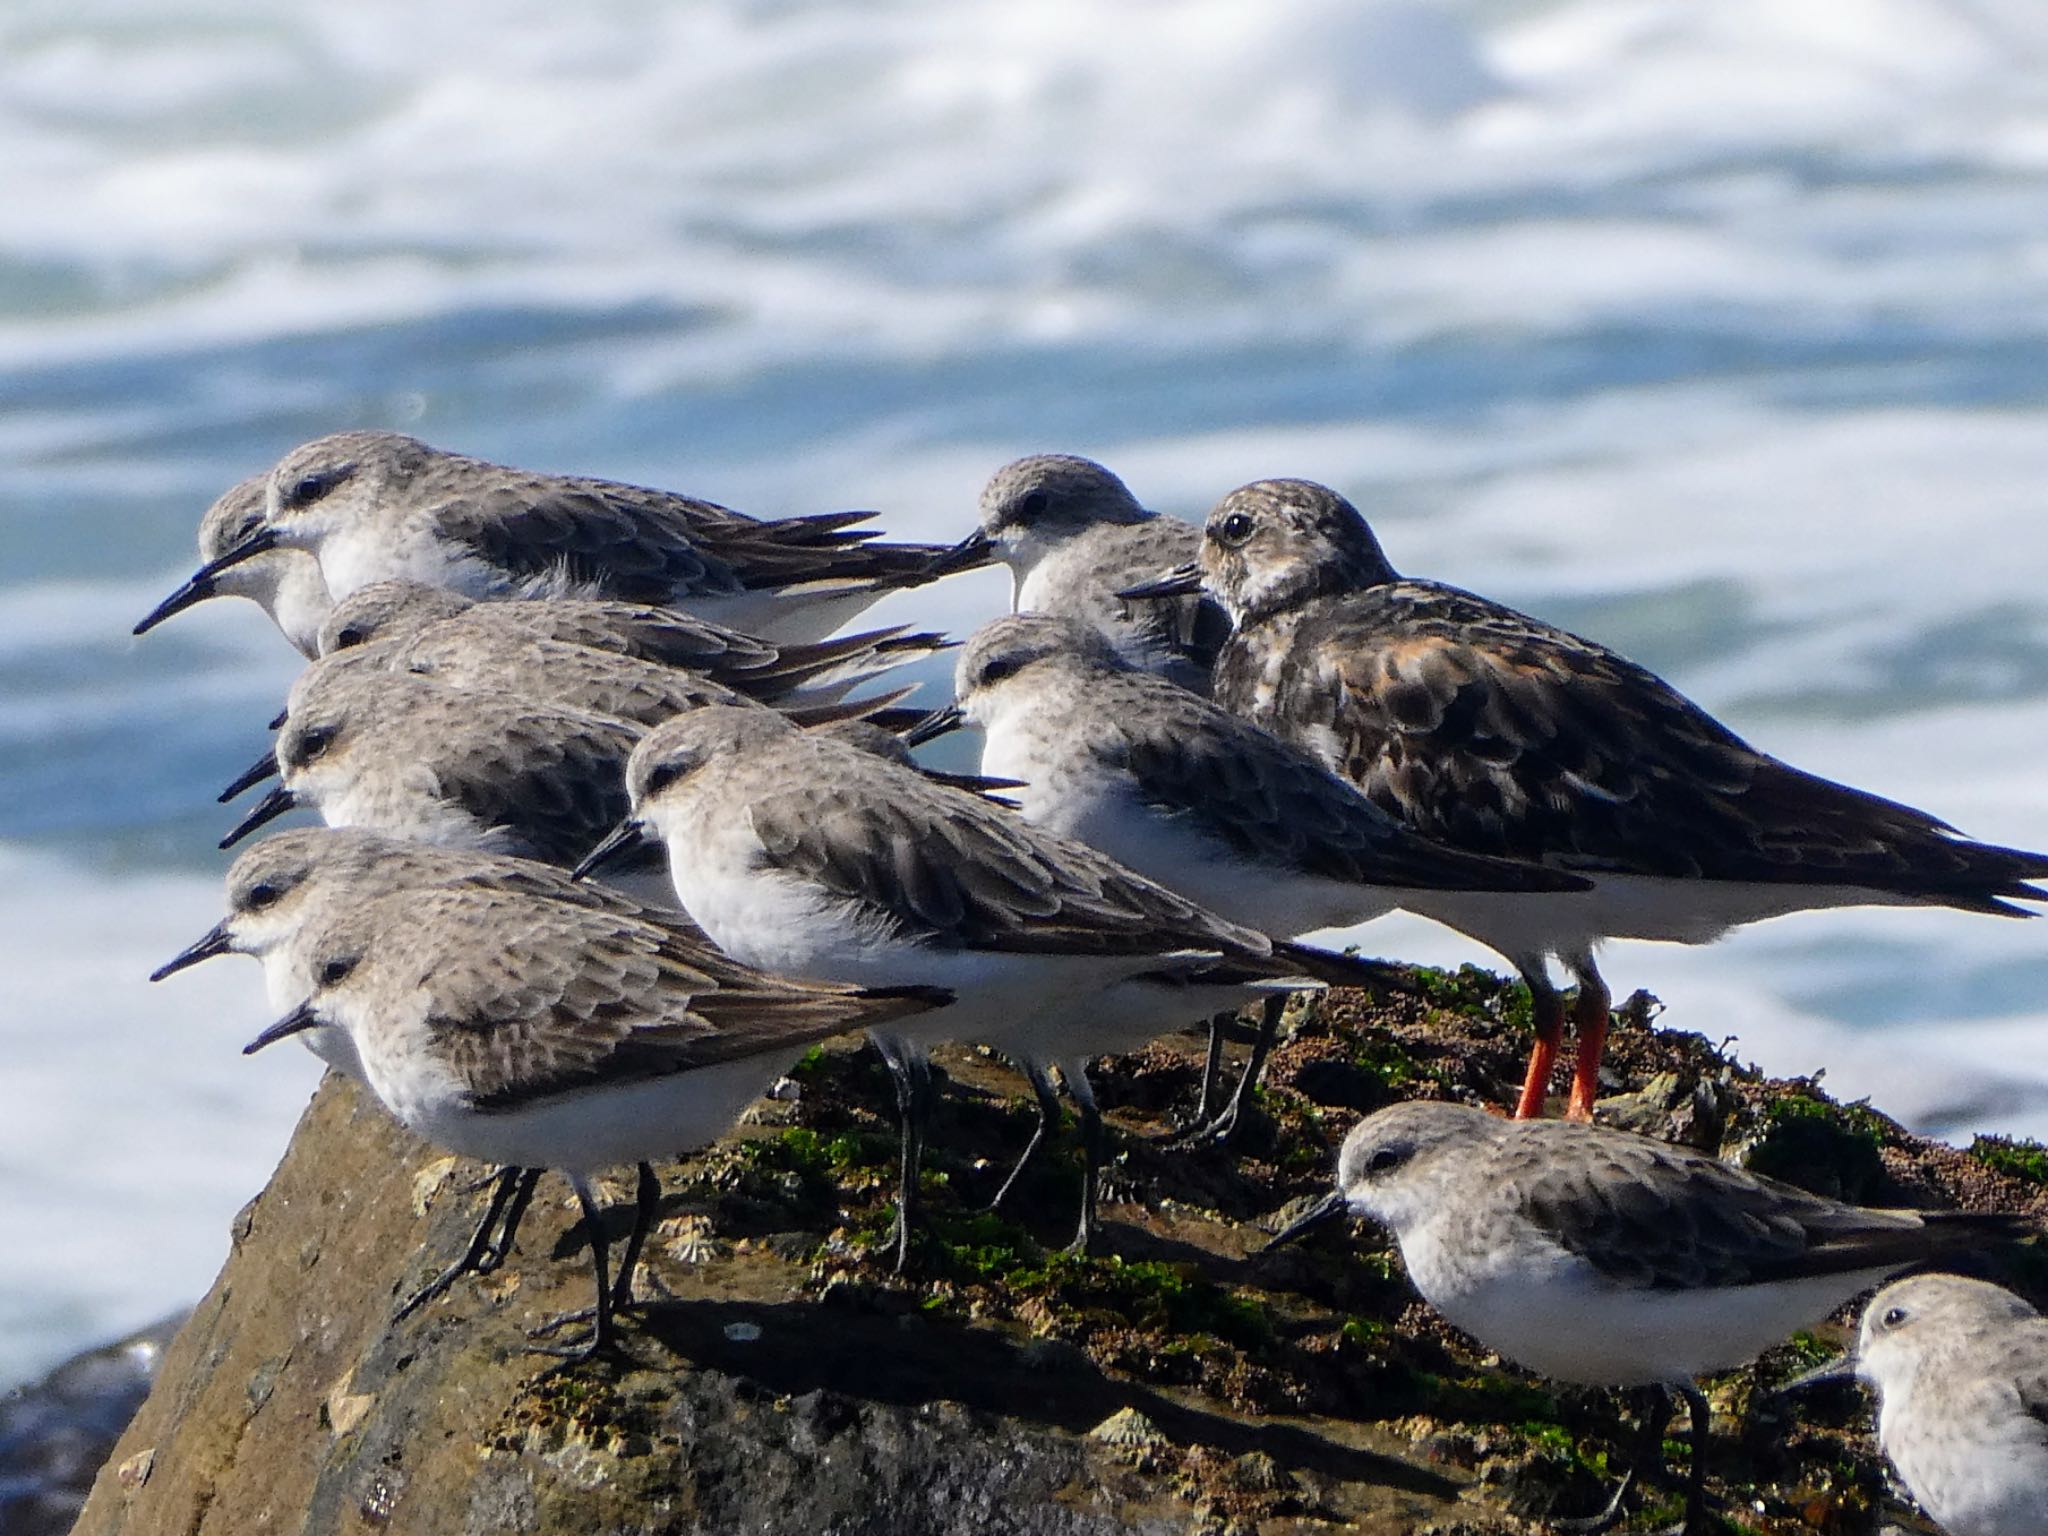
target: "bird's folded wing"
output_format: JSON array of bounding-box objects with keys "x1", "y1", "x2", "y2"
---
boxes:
[
  {"x1": 1298, "y1": 582, "x2": 2048, "y2": 900},
  {"x1": 439, "y1": 705, "x2": 647, "y2": 869},
  {"x1": 745, "y1": 759, "x2": 1271, "y2": 959},
  {"x1": 1110, "y1": 674, "x2": 1587, "y2": 895}
]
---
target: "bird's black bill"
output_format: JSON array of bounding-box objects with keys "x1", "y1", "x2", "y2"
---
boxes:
[
  {"x1": 573, "y1": 820, "x2": 650, "y2": 881},
  {"x1": 924, "y1": 528, "x2": 994, "y2": 578},
  {"x1": 150, "y1": 921, "x2": 232, "y2": 982},
  {"x1": 132, "y1": 573, "x2": 217, "y2": 636},
  {"x1": 1257, "y1": 1190, "x2": 1348, "y2": 1255},
  {"x1": 218, "y1": 749, "x2": 281, "y2": 802},
  {"x1": 901, "y1": 702, "x2": 965, "y2": 748},
  {"x1": 1115, "y1": 562, "x2": 1203, "y2": 601},
  {"x1": 190, "y1": 525, "x2": 281, "y2": 584},
  {"x1": 1772, "y1": 1354, "x2": 1858, "y2": 1397},
  {"x1": 219, "y1": 785, "x2": 297, "y2": 849},
  {"x1": 244, "y1": 1001, "x2": 320, "y2": 1055},
  {"x1": 267, "y1": 706, "x2": 288, "y2": 731}
]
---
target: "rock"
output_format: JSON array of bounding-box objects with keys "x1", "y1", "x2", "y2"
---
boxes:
[
  {"x1": 0, "y1": 1310, "x2": 184, "y2": 1536},
  {"x1": 68, "y1": 979, "x2": 2048, "y2": 1535}
]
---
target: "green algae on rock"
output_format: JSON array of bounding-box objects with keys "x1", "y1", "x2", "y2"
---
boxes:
[{"x1": 73, "y1": 969, "x2": 2048, "y2": 1536}]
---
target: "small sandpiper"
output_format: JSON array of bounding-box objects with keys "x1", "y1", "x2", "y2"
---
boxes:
[
  {"x1": 134, "y1": 474, "x2": 334, "y2": 656},
  {"x1": 577, "y1": 704, "x2": 1402, "y2": 1260},
  {"x1": 246, "y1": 883, "x2": 950, "y2": 1357},
  {"x1": 1785, "y1": 1272, "x2": 2048, "y2": 1536},
  {"x1": 929, "y1": 454, "x2": 1226, "y2": 691},
  {"x1": 927, "y1": 612, "x2": 1587, "y2": 1138},
  {"x1": 1267, "y1": 1099, "x2": 2034, "y2": 1533},
  {"x1": 166, "y1": 430, "x2": 957, "y2": 643},
  {"x1": 1126, "y1": 479, "x2": 2048, "y2": 1121}
]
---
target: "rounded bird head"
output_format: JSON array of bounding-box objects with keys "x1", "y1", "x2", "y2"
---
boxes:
[
  {"x1": 1852, "y1": 1272, "x2": 2042, "y2": 1394},
  {"x1": 136, "y1": 475, "x2": 333, "y2": 655},
  {"x1": 219, "y1": 829, "x2": 371, "y2": 958},
  {"x1": 272, "y1": 656, "x2": 438, "y2": 808},
  {"x1": 1332, "y1": 1099, "x2": 1499, "y2": 1232},
  {"x1": 318, "y1": 580, "x2": 473, "y2": 656},
  {"x1": 265, "y1": 430, "x2": 437, "y2": 543},
  {"x1": 1200, "y1": 480, "x2": 1397, "y2": 626},
  {"x1": 625, "y1": 704, "x2": 801, "y2": 826},
  {"x1": 976, "y1": 455, "x2": 1148, "y2": 566},
  {"x1": 953, "y1": 613, "x2": 1126, "y2": 726}
]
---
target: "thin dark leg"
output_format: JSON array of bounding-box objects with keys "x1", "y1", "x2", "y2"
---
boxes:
[
  {"x1": 1677, "y1": 1384, "x2": 1711, "y2": 1535},
  {"x1": 475, "y1": 1165, "x2": 540, "y2": 1274},
  {"x1": 1065, "y1": 1066, "x2": 1105, "y2": 1255},
  {"x1": 989, "y1": 1062, "x2": 1063, "y2": 1212},
  {"x1": 607, "y1": 1162, "x2": 661, "y2": 1312},
  {"x1": 393, "y1": 1164, "x2": 538, "y2": 1323},
  {"x1": 1199, "y1": 993, "x2": 1286, "y2": 1146},
  {"x1": 529, "y1": 1175, "x2": 616, "y2": 1361},
  {"x1": 1564, "y1": 951, "x2": 1613, "y2": 1122},
  {"x1": 1513, "y1": 960, "x2": 1565, "y2": 1120},
  {"x1": 1195, "y1": 1011, "x2": 1231, "y2": 1124}
]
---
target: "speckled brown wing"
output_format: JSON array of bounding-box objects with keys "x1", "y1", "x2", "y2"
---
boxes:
[
  {"x1": 427, "y1": 462, "x2": 944, "y2": 602},
  {"x1": 375, "y1": 891, "x2": 938, "y2": 1110},
  {"x1": 743, "y1": 734, "x2": 1274, "y2": 959},
  {"x1": 1511, "y1": 1124, "x2": 2032, "y2": 1291},
  {"x1": 429, "y1": 703, "x2": 649, "y2": 870},
  {"x1": 436, "y1": 599, "x2": 786, "y2": 672},
  {"x1": 1228, "y1": 581, "x2": 2048, "y2": 905},
  {"x1": 1098, "y1": 671, "x2": 1588, "y2": 895}
]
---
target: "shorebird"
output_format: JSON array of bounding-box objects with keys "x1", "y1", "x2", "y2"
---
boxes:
[
  {"x1": 928, "y1": 612, "x2": 1589, "y2": 1138},
  {"x1": 314, "y1": 579, "x2": 949, "y2": 708},
  {"x1": 1124, "y1": 480, "x2": 2048, "y2": 1120},
  {"x1": 1786, "y1": 1273, "x2": 2048, "y2": 1536},
  {"x1": 576, "y1": 704, "x2": 1402, "y2": 1259},
  {"x1": 928, "y1": 455, "x2": 1226, "y2": 691},
  {"x1": 246, "y1": 883, "x2": 949, "y2": 1357},
  {"x1": 149, "y1": 827, "x2": 709, "y2": 1319},
  {"x1": 134, "y1": 475, "x2": 334, "y2": 656},
  {"x1": 162, "y1": 430, "x2": 956, "y2": 644},
  {"x1": 1267, "y1": 1099, "x2": 2033, "y2": 1533},
  {"x1": 220, "y1": 664, "x2": 670, "y2": 903}
]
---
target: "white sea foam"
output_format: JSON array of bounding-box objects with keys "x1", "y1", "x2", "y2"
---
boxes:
[
  {"x1": 0, "y1": 847, "x2": 315, "y2": 1387},
  {"x1": 4, "y1": 0, "x2": 2048, "y2": 373}
]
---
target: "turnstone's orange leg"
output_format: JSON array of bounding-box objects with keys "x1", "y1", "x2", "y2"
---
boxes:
[
  {"x1": 1565, "y1": 956, "x2": 1612, "y2": 1122},
  {"x1": 1513, "y1": 967, "x2": 1564, "y2": 1119}
]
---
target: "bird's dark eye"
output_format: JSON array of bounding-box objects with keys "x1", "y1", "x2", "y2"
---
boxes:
[
  {"x1": 977, "y1": 655, "x2": 1024, "y2": 688},
  {"x1": 1881, "y1": 1306, "x2": 1909, "y2": 1329},
  {"x1": 317, "y1": 955, "x2": 358, "y2": 987},
  {"x1": 296, "y1": 726, "x2": 336, "y2": 763},
  {"x1": 1216, "y1": 511, "x2": 1255, "y2": 546},
  {"x1": 245, "y1": 881, "x2": 281, "y2": 910},
  {"x1": 1365, "y1": 1145, "x2": 1408, "y2": 1174},
  {"x1": 1012, "y1": 489, "x2": 1049, "y2": 526},
  {"x1": 643, "y1": 760, "x2": 685, "y2": 797},
  {"x1": 282, "y1": 465, "x2": 350, "y2": 510},
  {"x1": 332, "y1": 625, "x2": 369, "y2": 651}
]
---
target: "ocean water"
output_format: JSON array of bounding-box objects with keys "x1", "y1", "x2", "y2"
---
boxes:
[{"x1": 6, "y1": 0, "x2": 2048, "y2": 1386}]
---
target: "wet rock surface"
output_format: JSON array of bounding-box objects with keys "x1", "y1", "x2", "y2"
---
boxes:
[{"x1": 71, "y1": 970, "x2": 2048, "y2": 1535}]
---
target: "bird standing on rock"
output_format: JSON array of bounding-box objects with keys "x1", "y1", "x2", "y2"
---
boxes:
[
  {"x1": 1267, "y1": 1099, "x2": 2036, "y2": 1534},
  {"x1": 1125, "y1": 479, "x2": 2048, "y2": 1120}
]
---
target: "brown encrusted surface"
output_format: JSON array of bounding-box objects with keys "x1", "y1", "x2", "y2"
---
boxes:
[{"x1": 72, "y1": 969, "x2": 2047, "y2": 1536}]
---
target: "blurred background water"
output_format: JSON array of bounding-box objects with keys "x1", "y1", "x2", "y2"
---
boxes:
[{"x1": 5, "y1": 0, "x2": 2048, "y2": 1387}]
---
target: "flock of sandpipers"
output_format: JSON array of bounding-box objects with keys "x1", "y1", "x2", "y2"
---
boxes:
[{"x1": 133, "y1": 431, "x2": 2047, "y2": 1535}]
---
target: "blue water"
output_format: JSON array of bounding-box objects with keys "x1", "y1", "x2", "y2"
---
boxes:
[{"x1": 6, "y1": 0, "x2": 2048, "y2": 1386}]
